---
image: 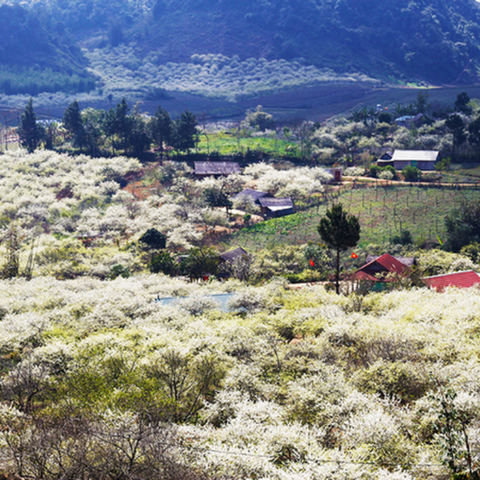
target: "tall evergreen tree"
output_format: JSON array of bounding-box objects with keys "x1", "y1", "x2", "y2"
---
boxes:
[
  {"x1": 103, "y1": 98, "x2": 132, "y2": 153},
  {"x1": 18, "y1": 98, "x2": 44, "y2": 153},
  {"x1": 318, "y1": 203, "x2": 360, "y2": 294},
  {"x1": 172, "y1": 110, "x2": 198, "y2": 153},
  {"x1": 148, "y1": 105, "x2": 172, "y2": 155},
  {"x1": 63, "y1": 100, "x2": 85, "y2": 149}
]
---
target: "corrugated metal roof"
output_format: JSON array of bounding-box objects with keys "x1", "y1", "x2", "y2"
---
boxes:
[
  {"x1": 194, "y1": 161, "x2": 241, "y2": 175},
  {"x1": 353, "y1": 253, "x2": 410, "y2": 281},
  {"x1": 219, "y1": 247, "x2": 250, "y2": 263},
  {"x1": 374, "y1": 253, "x2": 410, "y2": 274},
  {"x1": 258, "y1": 197, "x2": 294, "y2": 208},
  {"x1": 392, "y1": 150, "x2": 439, "y2": 162},
  {"x1": 233, "y1": 189, "x2": 270, "y2": 202},
  {"x1": 423, "y1": 270, "x2": 480, "y2": 291},
  {"x1": 366, "y1": 255, "x2": 415, "y2": 267}
]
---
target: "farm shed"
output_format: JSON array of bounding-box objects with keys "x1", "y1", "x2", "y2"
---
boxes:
[
  {"x1": 423, "y1": 270, "x2": 480, "y2": 292},
  {"x1": 194, "y1": 161, "x2": 241, "y2": 179},
  {"x1": 326, "y1": 167, "x2": 343, "y2": 182},
  {"x1": 258, "y1": 196, "x2": 295, "y2": 218},
  {"x1": 392, "y1": 150, "x2": 438, "y2": 171},
  {"x1": 352, "y1": 253, "x2": 411, "y2": 289}
]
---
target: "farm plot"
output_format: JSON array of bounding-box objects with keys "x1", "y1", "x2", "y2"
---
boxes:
[{"x1": 221, "y1": 185, "x2": 480, "y2": 252}]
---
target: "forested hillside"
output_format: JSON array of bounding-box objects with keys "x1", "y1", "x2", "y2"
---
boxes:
[
  {"x1": 0, "y1": 4, "x2": 95, "y2": 95},
  {"x1": 1, "y1": 0, "x2": 480, "y2": 100}
]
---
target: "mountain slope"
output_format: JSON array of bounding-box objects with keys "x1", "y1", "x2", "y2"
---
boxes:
[
  {"x1": 1, "y1": 0, "x2": 480, "y2": 98},
  {"x1": 0, "y1": 4, "x2": 95, "y2": 95},
  {"x1": 131, "y1": 0, "x2": 480, "y2": 85}
]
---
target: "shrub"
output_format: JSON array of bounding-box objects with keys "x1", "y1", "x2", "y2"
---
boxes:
[
  {"x1": 148, "y1": 251, "x2": 176, "y2": 275},
  {"x1": 354, "y1": 360, "x2": 429, "y2": 402},
  {"x1": 107, "y1": 264, "x2": 131, "y2": 279},
  {"x1": 402, "y1": 165, "x2": 422, "y2": 181},
  {"x1": 139, "y1": 228, "x2": 167, "y2": 250}
]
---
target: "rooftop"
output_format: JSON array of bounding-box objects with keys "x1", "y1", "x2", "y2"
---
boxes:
[
  {"x1": 392, "y1": 150, "x2": 439, "y2": 162},
  {"x1": 423, "y1": 270, "x2": 480, "y2": 291},
  {"x1": 194, "y1": 161, "x2": 241, "y2": 175}
]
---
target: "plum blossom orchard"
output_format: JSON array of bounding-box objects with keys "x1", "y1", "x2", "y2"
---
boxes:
[{"x1": 0, "y1": 276, "x2": 479, "y2": 479}]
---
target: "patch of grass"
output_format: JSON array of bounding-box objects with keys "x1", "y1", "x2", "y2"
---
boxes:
[
  {"x1": 221, "y1": 185, "x2": 480, "y2": 252},
  {"x1": 197, "y1": 132, "x2": 300, "y2": 157}
]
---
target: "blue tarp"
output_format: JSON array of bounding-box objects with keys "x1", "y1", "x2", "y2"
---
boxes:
[{"x1": 156, "y1": 293, "x2": 236, "y2": 312}]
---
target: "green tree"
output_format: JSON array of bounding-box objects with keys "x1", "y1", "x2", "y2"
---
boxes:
[
  {"x1": 63, "y1": 100, "x2": 86, "y2": 149},
  {"x1": 17, "y1": 98, "x2": 44, "y2": 153},
  {"x1": 317, "y1": 203, "x2": 360, "y2": 294},
  {"x1": 445, "y1": 113, "x2": 466, "y2": 159},
  {"x1": 455, "y1": 92, "x2": 471, "y2": 114},
  {"x1": 139, "y1": 228, "x2": 167, "y2": 250},
  {"x1": 468, "y1": 116, "x2": 480, "y2": 147},
  {"x1": 103, "y1": 98, "x2": 131, "y2": 153},
  {"x1": 445, "y1": 201, "x2": 480, "y2": 252},
  {"x1": 128, "y1": 112, "x2": 151, "y2": 155},
  {"x1": 172, "y1": 110, "x2": 198, "y2": 153},
  {"x1": 202, "y1": 188, "x2": 233, "y2": 214},
  {"x1": 82, "y1": 107, "x2": 105, "y2": 157},
  {"x1": 148, "y1": 105, "x2": 172, "y2": 155},
  {"x1": 414, "y1": 90, "x2": 430, "y2": 114},
  {"x1": 245, "y1": 105, "x2": 275, "y2": 131},
  {"x1": 149, "y1": 251, "x2": 176, "y2": 275},
  {"x1": 180, "y1": 246, "x2": 219, "y2": 280}
]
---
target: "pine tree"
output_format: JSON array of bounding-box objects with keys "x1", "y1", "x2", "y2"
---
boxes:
[
  {"x1": 63, "y1": 100, "x2": 85, "y2": 149},
  {"x1": 18, "y1": 98, "x2": 44, "y2": 153},
  {"x1": 148, "y1": 105, "x2": 172, "y2": 155},
  {"x1": 172, "y1": 110, "x2": 198, "y2": 153},
  {"x1": 318, "y1": 203, "x2": 360, "y2": 294}
]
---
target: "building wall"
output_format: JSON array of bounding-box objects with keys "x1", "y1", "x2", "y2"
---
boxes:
[{"x1": 394, "y1": 160, "x2": 435, "y2": 171}]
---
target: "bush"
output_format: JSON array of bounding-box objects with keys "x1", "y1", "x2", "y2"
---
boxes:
[
  {"x1": 402, "y1": 165, "x2": 422, "y2": 182},
  {"x1": 354, "y1": 360, "x2": 429, "y2": 402},
  {"x1": 107, "y1": 264, "x2": 131, "y2": 279},
  {"x1": 139, "y1": 228, "x2": 167, "y2": 250},
  {"x1": 149, "y1": 251, "x2": 176, "y2": 275},
  {"x1": 284, "y1": 269, "x2": 324, "y2": 283},
  {"x1": 369, "y1": 165, "x2": 397, "y2": 179},
  {"x1": 391, "y1": 229, "x2": 413, "y2": 246}
]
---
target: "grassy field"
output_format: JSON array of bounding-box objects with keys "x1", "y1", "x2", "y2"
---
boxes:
[
  {"x1": 197, "y1": 131, "x2": 300, "y2": 157},
  {"x1": 221, "y1": 184, "x2": 480, "y2": 252}
]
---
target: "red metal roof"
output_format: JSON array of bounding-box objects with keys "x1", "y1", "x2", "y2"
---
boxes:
[
  {"x1": 353, "y1": 253, "x2": 410, "y2": 281},
  {"x1": 374, "y1": 253, "x2": 410, "y2": 275},
  {"x1": 423, "y1": 270, "x2": 480, "y2": 292}
]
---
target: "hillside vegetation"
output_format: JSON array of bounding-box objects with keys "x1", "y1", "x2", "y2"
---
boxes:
[
  {"x1": 0, "y1": 4, "x2": 95, "y2": 95},
  {"x1": 1, "y1": 0, "x2": 480, "y2": 102},
  {"x1": 2, "y1": 276, "x2": 480, "y2": 479}
]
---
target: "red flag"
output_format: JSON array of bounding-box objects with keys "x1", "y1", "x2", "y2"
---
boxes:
[
  {"x1": 203, "y1": 276, "x2": 209, "y2": 281},
  {"x1": 309, "y1": 259, "x2": 315, "y2": 267},
  {"x1": 351, "y1": 252, "x2": 358, "y2": 259}
]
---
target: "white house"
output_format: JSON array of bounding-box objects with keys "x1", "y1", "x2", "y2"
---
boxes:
[{"x1": 391, "y1": 150, "x2": 439, "y2": 171}]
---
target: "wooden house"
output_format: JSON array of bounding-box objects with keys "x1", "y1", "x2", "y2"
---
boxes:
[
  {"x1": 391, "y1": 150, "x2": 439, "y2": 171},
  {"x1": 423, "y1": 270, "x2": 480, "y2": 292},
  {"x1": 258, "y1": 196, "x2": 295, "y2": 218},
  {"x1": 194, "y1": 161, "x2": 241, "y2": 179}
]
